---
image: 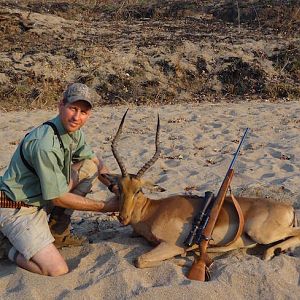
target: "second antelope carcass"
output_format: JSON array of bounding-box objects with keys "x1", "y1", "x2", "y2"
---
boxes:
[{"x1": 109, "y1": 110, "x2": 300, "y2": 269}]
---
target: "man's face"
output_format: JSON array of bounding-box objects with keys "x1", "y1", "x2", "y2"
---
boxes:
[{"x1": 59, "y1": 100, "x2": 91, "y2": 132}]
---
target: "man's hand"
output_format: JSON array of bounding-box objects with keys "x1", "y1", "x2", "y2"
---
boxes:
[
  {"x1": 98, "y1": 173, "x2": 119, "y2": 195},
  {"x1": 101, "y1": 196, "x2": 119, "y2": 213},
  {"x1": 92, "y1": 156, "x2": 120, "y2": 195}
]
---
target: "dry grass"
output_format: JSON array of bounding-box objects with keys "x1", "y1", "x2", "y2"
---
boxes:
[{"x1": 0, "y1": 0, "x2": 299, "y2": 110}]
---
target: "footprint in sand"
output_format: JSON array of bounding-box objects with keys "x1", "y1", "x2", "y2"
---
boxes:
[
  {"x1": 165, "y1": 159, "x2": 182, "y2": 168},
  {"x1": 281, "y1": 163, "x2": 294, "y2": 173},
  {"x1": 261, "y1": 173, "x2": 276, "y2": 180}
]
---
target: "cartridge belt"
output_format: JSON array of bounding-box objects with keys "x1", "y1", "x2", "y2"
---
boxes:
[{"x1": 0, "y1": 191, "x2": 32, "y2": 208}]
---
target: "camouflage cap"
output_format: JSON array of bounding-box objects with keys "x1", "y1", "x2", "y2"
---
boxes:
[{"x1": 63, "y1": 83, "x2": 94, "y2": 108}]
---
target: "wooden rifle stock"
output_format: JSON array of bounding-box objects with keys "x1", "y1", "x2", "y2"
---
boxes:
[{"x1": 187, "y1": 169, "x2": 234, "y2": 281}]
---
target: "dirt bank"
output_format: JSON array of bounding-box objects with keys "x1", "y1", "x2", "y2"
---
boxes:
[{"x1": 0, "y1": 0, "x2": 299, "y2": 110}]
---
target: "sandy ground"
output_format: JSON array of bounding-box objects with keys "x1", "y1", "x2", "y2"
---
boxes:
[{"x1": 0, "y1": 101, "x2": 300, "y2": 299}]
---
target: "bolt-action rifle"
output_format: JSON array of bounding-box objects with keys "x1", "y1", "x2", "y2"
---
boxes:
[{"x1": 185, "y1": 128, "x2": 249, "y2": 281}]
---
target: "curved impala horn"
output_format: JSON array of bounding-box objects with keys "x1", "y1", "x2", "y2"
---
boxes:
[
  {"x1": 136, "y1": 114, "x2": 161, "y2": 179},
  {"x1": 111, "y1": 109, "x2": 129, "y2": 177}
]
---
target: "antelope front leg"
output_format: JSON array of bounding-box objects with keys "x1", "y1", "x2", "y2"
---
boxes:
[{"x1": 135, "y1": 242, "x2": 185, "y2": 268}]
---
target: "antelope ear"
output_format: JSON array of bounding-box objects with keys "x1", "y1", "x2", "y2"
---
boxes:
[{"x1": 141, "y1": 179, "x2": 166, "y2": 192}]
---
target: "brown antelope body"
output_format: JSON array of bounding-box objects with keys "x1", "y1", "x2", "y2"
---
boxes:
[{"x1": 110, "y1": 110, "x2": 300, "y2": 269}]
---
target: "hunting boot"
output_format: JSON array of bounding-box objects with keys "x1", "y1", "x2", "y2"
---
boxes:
[
  {"x1": 48, "y1": 206, "x2": 87, "y2": 248},
  {"x1": 49, "y1": 159, "x2": 98, "y2": 249}
]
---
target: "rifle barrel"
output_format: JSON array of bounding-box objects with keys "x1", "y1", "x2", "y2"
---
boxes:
[
  {"x1": 228, "y1": 128, "x2": 249, "y2": 171},
  {"x1": 216, "y1": 128, "x2": 249, "y2": 199}
]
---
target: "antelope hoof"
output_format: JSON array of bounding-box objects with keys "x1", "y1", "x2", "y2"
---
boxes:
[
  {"x1": 263, "y1": 247, "x2": 283, "y2": 261},
  {"x1": 134, "y1": 256, "x2": 145, "y2": 268},
  {"x1": 134, "y1": 256, "x2": 161, "y2": 268},
  {"x1": 263, "y1": 249, "x2": 274, "y2": 261}
]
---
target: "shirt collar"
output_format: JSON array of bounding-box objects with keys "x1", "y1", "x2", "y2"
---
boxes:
[
  {"x1": 50, "y1": 115, "x2": 67, "y2": 135},
  {"x1": 50, "y1": 115, "x2": 79, "y2": 146}
]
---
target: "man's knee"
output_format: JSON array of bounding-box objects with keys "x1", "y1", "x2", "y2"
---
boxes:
[
  {"x1": 31, "y1": 243, "x2": 69, "y2": 276},
  {"x1": 78, "y1": 159, "x2": 98, "y2": 181},
  {"x1": 72, "y1": 159, "x2": 98, "y2": 196},
  {"x1": 46, "y1": 262, "x2": 69, "y2": 277}
]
